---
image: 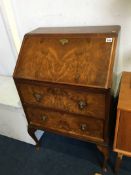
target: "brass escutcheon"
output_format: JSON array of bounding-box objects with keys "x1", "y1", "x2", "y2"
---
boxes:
[{"x1": 59, "y1": 39, "x2": 69, "y2": 45}]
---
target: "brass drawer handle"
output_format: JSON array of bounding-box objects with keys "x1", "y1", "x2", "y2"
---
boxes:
[
  {"x1": 78, "y1": 100, "x2": 87, "y2": 110},
  {"x1": 80, "y1": 124, "x2": 87, "y2": 131},
  {"x1": 33, "y1": 92, "x2": 43, "y2": 102},
  {"x1": 59, "y1": 39, "x2": 69, "y2": 45},
  {"x1": 41, "y1": 115, "x2": 47, "y2": 122}
]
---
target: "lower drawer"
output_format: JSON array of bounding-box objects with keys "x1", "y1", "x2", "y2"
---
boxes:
[{"x1": 26, "y1": 107, "x2": 104, "y2": 142}]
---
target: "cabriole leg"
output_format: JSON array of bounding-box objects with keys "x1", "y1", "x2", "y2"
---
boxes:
[
  {"x1": 28, "y1": 126, "x2": 40, "y2": 150},
  {"x1": 97, "y1": 145, "x2": 109, "y2": 172}
]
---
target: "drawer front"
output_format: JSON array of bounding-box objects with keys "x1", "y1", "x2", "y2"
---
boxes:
[
  {"x1": 15, "y1": 36, "x2": 113, "y2": 87},
  {"x1": 116, "y1": 111, "x2": 131, "y2": 152},
  {"x1": 26, "y1": 107, "x2": 104, "y2": 141},
  {"x1": 18, "y1": 83, "x2": 105, "y2": 119}
]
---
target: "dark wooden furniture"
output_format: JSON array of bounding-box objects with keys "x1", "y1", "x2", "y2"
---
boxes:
[
  {"x1": 13, "y1": 26, "x2": 120, "y2": 171},
  {"x1": 114, "y1": 72, "x2": 131, "y2": 174}
]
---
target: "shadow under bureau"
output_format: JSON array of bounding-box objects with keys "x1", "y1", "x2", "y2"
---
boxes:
[{"x1": 13, "y1": 26, "x2": 120, "y2": 171}]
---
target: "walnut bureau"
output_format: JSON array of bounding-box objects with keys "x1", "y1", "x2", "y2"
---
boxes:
[
  {"x1": 114, "y1": 72, "x2": 131, "y2": 174},
  {"x1": 13, "y1": 26, "x2": 120, "y2": 171}
]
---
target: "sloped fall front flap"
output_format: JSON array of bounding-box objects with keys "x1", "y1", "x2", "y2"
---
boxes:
[{"x1": 14, "y1": 27, "x2": 120, "y2": 89}]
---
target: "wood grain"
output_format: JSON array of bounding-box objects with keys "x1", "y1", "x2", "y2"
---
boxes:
[
  {"x1": 14, "y1": 35, "x2": 116, "y2": 89},
  {"x1": 116, "y1": 111, "x2": 131, "y2": 152},
  {"x1": 113, "y1": 72, "x2": 131, "y2": 173},
  {"x1": 26, "y1": 106, "x2": 104, "y2": 141},
  {"x1": 17, "y1": 83, "x2": 105, "y2": 119},
  {"x1": 118, "y1": 72, "x2": 131, "y2": 111},
  {"x1": 13, "y1": 26, "x2": 120, "y2": 171}
]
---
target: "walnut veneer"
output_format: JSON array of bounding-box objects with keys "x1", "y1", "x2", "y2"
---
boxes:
[{"x1": 13, "y1": 26, "x2": 120, "y2": 171}]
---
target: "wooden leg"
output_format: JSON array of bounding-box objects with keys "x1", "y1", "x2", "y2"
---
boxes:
[
  {"x1": 28, "y1": 126, "x2": 40, "y2": 150},
  {"x1": 97, "y1": 145, "x2": 109, "y2": 172},
  {"x1": 115, "y1": 153, "x2": 123, "y2": 174}
]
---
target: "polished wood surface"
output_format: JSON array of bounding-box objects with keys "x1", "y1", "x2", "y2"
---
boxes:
[
  {"x1": 113, "y1": 72, "x2": 131, "y2": 174},
  {"x1": 26, "y1": 106, "x2": 104, "y2": 142},
  {"x1": 17, "y1": 83, "x2": 105, "y2": 119},
  {"x1": 117, "y1": 72, "x2": 131, "y2": 111},
  {"x1": 14, "y1": 37, "x2": 113, "y2": 88},
  {"x1": 116, "y1": 111, "x2": 131, "y2": 152},
  {"x1": 14, "y1": 26, "x2": 120, "y2": 89},
  {"x1": 13, "y1": 26, "x2": 120, "y2": 171},
  {"x1": 29, "y1": 26, "x2": 120, "y2": 35}
]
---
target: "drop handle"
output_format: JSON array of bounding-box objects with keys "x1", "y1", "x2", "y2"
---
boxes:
[
  {"x1": 80, "y1": 124, "x2": 87, "y2": 131},
  {"x1": 78, "y1": 100, "x2": 87, "y2": 110},
  {"x1": 41, "y1": 115, "x2": 47, "y2": 122},
  {"x1": 33, "y1": 92, "x2": 43, "y2": 102}
]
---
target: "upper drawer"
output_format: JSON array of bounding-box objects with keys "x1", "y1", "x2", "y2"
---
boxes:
[
  {"x1": 14, "y1": 35, "x2": 116, "y2": 88},
  {"x1": 17, "y1": 83, "x2": 105, "y2": 119}
]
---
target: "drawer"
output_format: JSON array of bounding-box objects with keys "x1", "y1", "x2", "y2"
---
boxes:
[
  {"x1": 116, "y1": 111, "x2": 131, "y2": 152},
  {"x1": 26, "y1": 107, "x2": 104, "y2": 141},
  {"x1": 18, "y1": 83, "x2": 105, "y2": 119}
]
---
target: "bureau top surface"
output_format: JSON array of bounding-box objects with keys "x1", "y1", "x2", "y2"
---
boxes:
[
  {"x1": 29, "y1": 26, "x2": 120, "y2": 35},
  {"x1": 118, "y1": 72, "x2": 131, "y2": 111},
  {"x1": 14, "y1": 26, "x2": 120, "y2": 89}
]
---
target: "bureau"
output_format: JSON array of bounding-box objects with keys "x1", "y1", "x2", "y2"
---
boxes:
[
  {"x1": 114, "y1": 72, "x2": 131, "y2": 174},
  {"x1": 13, "y1": 26, "x2": 120, "y2": 171}
]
